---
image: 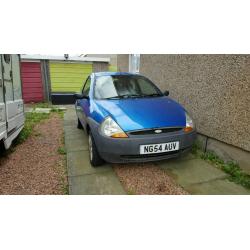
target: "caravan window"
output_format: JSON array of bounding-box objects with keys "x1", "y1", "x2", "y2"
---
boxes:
[
  {"x1": 4, "y1": 54, "x2": 10, "y2": 64},
  {"x1": 12, "y1": 55, "x2": 22, "y2": 100}
]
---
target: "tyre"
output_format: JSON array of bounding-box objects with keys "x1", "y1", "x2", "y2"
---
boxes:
[
  {"x1": 88, "y1": 131, "x2": 104, "y2": 167},
  {"x1": 0, "y1": 140, "x2": 5, "y2": 155},
  {"x1": 77, "y1": 118, "x2": 83, "y2": 129}
]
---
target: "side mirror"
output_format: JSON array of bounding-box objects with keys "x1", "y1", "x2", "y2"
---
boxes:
[
  {"x1": 164, "y1": 90, "x2": 169, "y2": 96},
  {"x1": 74, "y1": 93, "x2": 89, "y2": 99}
]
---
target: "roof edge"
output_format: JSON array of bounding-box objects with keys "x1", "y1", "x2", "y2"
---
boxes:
[{"x1": 20, "y1": 54, "x2": 110, "y2": 63}]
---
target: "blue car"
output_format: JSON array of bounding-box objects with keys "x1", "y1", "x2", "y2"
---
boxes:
[{"x1": 75, "y1": 72, "x2": 196, "y2": 166}]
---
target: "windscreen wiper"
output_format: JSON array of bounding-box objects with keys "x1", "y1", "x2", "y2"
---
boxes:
[
  {"x1": 142, "y1": 93, "x2": 162, "y2": 97},
  {"x1": 106, "y1": 94, "x2": 142, "y2": 100},
  {"x1": 106, "y1": 95, "x2": 128, "y2": 100},
  {"x1": 106, "y1": 94, "x2": 162, "y2": 99}
]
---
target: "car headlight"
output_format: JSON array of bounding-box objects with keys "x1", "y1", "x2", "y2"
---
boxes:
[
  {"x1": 184, "y1": 112, "x2": 195, "y2": 132},
  {"x1": 100, "y1": 116, "x2": 128, "y2": 138}
]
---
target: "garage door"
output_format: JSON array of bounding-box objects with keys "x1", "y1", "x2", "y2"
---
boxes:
[
  {"x1": 21, "y1": 62, "x2": 44, "y2": 103},
  {"x1": 50, "y1": 62, "x2": 93, "y2": 93}
]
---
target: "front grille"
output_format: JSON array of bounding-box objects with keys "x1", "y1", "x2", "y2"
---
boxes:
[
  {"x1": 129, "y1": 127, "x2": 183, "y2": 135},
  {"x1": 121, "y1": 150, "x2": 180, "y2": 159}
]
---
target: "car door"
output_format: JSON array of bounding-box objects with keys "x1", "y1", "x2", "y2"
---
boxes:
[{"x1": 77, "y1": 76, "x2": 91, "y2": 128}]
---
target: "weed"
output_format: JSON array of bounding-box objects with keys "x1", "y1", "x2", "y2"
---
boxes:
[
  {"x1": 200, "y1": 151, "x2": 224, "y2": 165},
  {"x1": 127, "y1": 189, "x2": 136, "y2": 195},
  {"x1": 191, "y1": 141, "x2": 200, "y2": 155},
  {"x1": 34, "y1": 131, "x2": 42, "y2": 137},
  {"x1": 200, "y1": 150, "x2": 250, "y2": 189},
  {"x1": 58, "y1": 146, "x2": 66, "y2": 155},
  {"x1": 221, "y1": 161, "x2": 250, "y2": 189}
]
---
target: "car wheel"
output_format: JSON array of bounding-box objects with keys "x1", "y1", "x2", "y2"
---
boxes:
[
  {"x1": 77, "y1": 118, "x2": 83, "y2": 129},
  {"x1": 88, "y1": 132, "x2": 104, "y2": 167}
]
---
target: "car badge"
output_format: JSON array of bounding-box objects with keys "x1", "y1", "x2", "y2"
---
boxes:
[{"x1": 155, "y1": 129, "x2": 162, "y2": 134}]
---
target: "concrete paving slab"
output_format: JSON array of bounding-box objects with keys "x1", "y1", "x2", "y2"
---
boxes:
[
  {"x1": 64, "y1": 119, "x2": 77, "y2": 126},
  {"x1": 34, "y1": 108, "x2": 51, "y2": 113},
  {"x1": 67, "y1": 150, "x2": 112, "y2": 176},
  {"x1": 69, "y1": 171, "x2": 125, "y2": 195},
  {"x1": 65, "y1": 131, "x2": 85, "y2": 140},
  {"x1": 176, "y1": 152, "x2": 196, "y2": 161},
  {"x1": 58, "y1": 107, "x2": 67, "y2": 111},
  {"x1": 186, "y1": 179, "x2": 250, "y2": 195},
  {"x1": 159, "y1": 158, "x2": 228, "y2": 186},
  {"x1": 64, "y1": 114, "x2": 75, "y2": 119},
  {"x1": 64, "y1": 125, "x2": 77, "y2": 132},
  {"x1": 64, "y1": 128, "x2": 85, "y2": 140},
  {"x1": 65, "y1": 137, "x2": 88, "y2": 152},
  {"x1": 24, "y1": 107, "x2": 33, "y2": 113},
  {"x1": 64, "y1": 115, "x2": 76, "y2": 121}
]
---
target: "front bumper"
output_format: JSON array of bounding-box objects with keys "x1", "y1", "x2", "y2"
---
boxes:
[{"x1": 91, "y1": 122, "x2": 196, "y2": 163}]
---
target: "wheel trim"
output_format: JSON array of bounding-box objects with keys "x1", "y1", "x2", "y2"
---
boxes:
[{"x1": 88, "y1": 135, "x2": 93, "y2": 161}]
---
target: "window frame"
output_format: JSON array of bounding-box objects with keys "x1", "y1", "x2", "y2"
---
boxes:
[
  {"x1": 82, "y1": 76, "x2": 91, "y2": 96},
  {"x1": 93, "y1": 74, "x2": 163, "y2": 100}
]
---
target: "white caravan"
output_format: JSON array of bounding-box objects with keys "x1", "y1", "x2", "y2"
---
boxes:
[{"x1": 0, "y1": 54, "x2": 25, "y2": 149}]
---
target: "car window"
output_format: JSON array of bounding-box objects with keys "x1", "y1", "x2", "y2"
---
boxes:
[
  {"x1": 82, "y1": 77, "x2": 91, "y2": 96},
  {"x1": 94, "y1": 75, "x2": 162, "y2": 99},
  {"x1": 136, "y1": 78, "x2": 158, "y2": 95},
  {"x1": 94, "y1": 76, "x2": 118, "y2": 99}
]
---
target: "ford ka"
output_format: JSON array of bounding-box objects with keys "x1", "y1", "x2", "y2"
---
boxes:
[{"x1": 75, "y1": 72, "x2": 196, "y2": 166}]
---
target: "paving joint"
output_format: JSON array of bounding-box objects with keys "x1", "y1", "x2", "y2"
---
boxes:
[
  {"x1": 186, "y1": 175, "x2": 229, "y2": 186},
  {"x1": 66, "y1": 148, "x2": 89, "y2": 153},
  {"x1": 68, "y1": 168, "x2": 113, "y2": 178}
]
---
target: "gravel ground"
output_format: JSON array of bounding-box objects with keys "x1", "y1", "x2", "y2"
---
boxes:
[
  {"x1": 0, "y1": 113, "x2": 67, "y2": 195},
  {"x1": 114, "y1": 163, "x2": 188, "y2": 195}
]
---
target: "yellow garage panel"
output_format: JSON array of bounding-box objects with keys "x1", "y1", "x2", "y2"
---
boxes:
[
  {"x1": 108, "y1": 65, "x2": 118, "y2": 72},
  {"x1": 50, "y1": 62, "x2": 93, "y2": 92}
]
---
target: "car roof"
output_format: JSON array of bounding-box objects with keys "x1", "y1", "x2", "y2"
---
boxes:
[{"x1": 92, "y1": 72, "x2": 140, "y2": 77}]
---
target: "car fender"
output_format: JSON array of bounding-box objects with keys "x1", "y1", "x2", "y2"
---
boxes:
[{"x1": 86, "y1": 116, "x2": 100, "y2": 137}]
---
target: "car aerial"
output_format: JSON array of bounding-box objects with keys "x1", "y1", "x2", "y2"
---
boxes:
[{"x1": 75, "y1": 72, "x2": 196, "y2": 167}]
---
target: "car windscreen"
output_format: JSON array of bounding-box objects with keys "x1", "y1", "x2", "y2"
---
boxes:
[{"x1": 94, "y1": 75, "x2": 163, "y2": 99}]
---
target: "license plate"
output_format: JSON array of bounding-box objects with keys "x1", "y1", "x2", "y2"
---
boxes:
[{"x1": 140, "y1": 141, "x2": 179, "y2": 155}]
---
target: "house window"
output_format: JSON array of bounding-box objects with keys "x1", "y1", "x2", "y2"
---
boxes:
[{"x1": 129, "y1": 54, "x2": 140, "y2": 73}]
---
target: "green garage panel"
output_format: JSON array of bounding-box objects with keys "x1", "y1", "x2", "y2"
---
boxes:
[{"x1": 50, "y1": 62, "x2": 93, "y2": 92}]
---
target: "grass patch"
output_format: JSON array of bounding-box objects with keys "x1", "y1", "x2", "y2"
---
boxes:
[
  {"x1": 51, "y1": 109, "x2": 65, "y2": 118},
  {"x1": 15, "y1": 112, "x2": 50, "y2": 144},
  {"x1": 33, "y1": 102, "x2": 52, "y2": 109},
  {"x1": 200, "y1": 150, "x2": 250, "y2": 189}
]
